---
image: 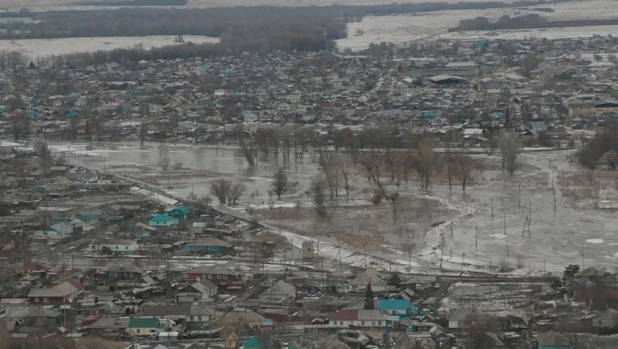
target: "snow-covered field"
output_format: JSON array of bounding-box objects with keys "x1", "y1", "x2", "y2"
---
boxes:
[
  {"x1": 0, "y1": 35, "x2": 219, "y2": 58},
  {"x1": 0, "y1": 0, "x2": 532, "y2": 11},
  {"x1": 336, "y1": 0, "x2": 618, "y2": 50}
]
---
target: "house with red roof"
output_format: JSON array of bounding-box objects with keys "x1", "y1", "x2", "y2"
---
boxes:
[
  {"x1": 28, "y1": 281, "x2": 83, "y2": 305},
  {"x1": 20, "y1": 262, "x2": 50, "y2": 276},
  {"x1": 328, "y1": 309, "x2": 388, "y2": 328}
]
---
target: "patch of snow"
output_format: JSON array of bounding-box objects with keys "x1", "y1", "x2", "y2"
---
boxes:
[
  {"x1": 490, "y1": 233, "x2": 507, "y2": 239},
  {"x1": 586, "y1": 238, "x2": 604, "y2": 244}
]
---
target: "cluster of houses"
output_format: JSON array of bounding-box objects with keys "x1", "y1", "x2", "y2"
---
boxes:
[
  {"x1": 1, "y1": 35, "x2": 618, "y2": 150},
  {"x1": 5, "y1": 261, "x2": 616, "y2": 348}
]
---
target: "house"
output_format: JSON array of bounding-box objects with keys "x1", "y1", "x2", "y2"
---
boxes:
[
  {"x1": 70, "y1": 214, "x2": 98, "y2": 232},
  {"x1": 286, "y1": 90, "x2": 302, "y2": 104},
  {"x1": 448, "y1": 307, "x2": 476, "y2": 329},
  {"x1": 183, "y1": 238, "x2": 233, "y2": 254},
  {"x1": 2, "y1": 306, "x2": 61, "y2": 330},
  {"x1": 225, "y1": 331, "x2": 239, "y2": 349},
  {"x1": 149, "y1": 214, "x2": 178, "y2": 227},
  {"x1": 379, "y1": 299, "x2": 413, "y2": 319},
  {"x1": 182, "y1": 266, "x2": 243, "y2": 284},
  {"x1": 244, "y1": 336, "x2": 273, "y2": 349},
  {"x1": 28, "y1": 281, "x2": 82, "y2": 305},
  {"x1": 20, "y1": 262, "x2": 50, "y2": 276},
  {"x1": 482, "y1": 332, "x2": 505, "y2": 348},
  {"x1": 258, "y1": 280, "x2": 296, "y2": 303},
  {"x1": 348, "y1": 269, "x2": 385, "y2": 292},
  {"x1": 177, "y1": 280, "x2": 218, "y2": 303},
  {"x1": 89, "y1": 239, "x2": 139, "y2": 255},
  {"x1": 44, "y1": 222, "x2": 74, "y2": 238},
  {"x1": 73, "y1": 169, "x2": 99, "y2": 183},
  {"x1": 328, "y1": 309, "x2": 388, "y2": 328},
  {"x1": 137, "y1": 304, "x2": 216, "y2": 325},
  {"x1": 591, "y1": 308, "x2": 618, "y2": 330},
  {"x1": 534, "y1": 330, "x2": 572, "y2": 349},
  {"x1": 105, "y1": 264, "x2": 144, "y2": 280},
  {"x1": 84, "y1": 316, "x2": 130, "y2": 339},
  {"x1": 0, "y1": 146, "x2": 17, "y2": 160},
  {"x1": 213, "y1": 311, "x2": 265, "y2": 330},
  {"x1": 164, "y1": 205, "x2": 191, "y2": 220},
  {"x1": 126, "y1": 317, "x2": 166, "y2": 337}
]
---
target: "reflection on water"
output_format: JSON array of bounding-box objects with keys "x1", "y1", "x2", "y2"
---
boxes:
[{"x1": 66, "y1": 144, "x2": 319, "y2": 202}]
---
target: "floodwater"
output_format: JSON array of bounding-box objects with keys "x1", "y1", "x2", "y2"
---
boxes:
[
  {"x1": 47, "y1": 141, "x2": 618, "y2": 274},
  {"x1": 57, "y1": 142, "x2": 320, "y2": 203}
]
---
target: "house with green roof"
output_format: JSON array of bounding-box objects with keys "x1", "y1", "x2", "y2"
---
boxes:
[
  {"x1": 379, "y1": 299, "x2": 413, "y2": 319},
  {"x1": 165, "y1": 205, "x2": 191, "y2": 220},
  {"x1": 126, "y1": 317, "x2": 165, "y2": 336},
  {"x1": 70, "y1": 213, "x2": 99, "y2": 232},
  {"x1": 184, "y1": 238, "x2": 233, "y2": 254},
  {"x1": 244, "y1": 336, "x2": 273, "y2": 349},
  {"x1": 149, "y1": 214, "x2": 178, "y2": 227}
]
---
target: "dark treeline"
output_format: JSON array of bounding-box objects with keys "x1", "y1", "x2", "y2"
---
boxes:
[
  {"x1": 0, "y1": 0, "x2": 569, "y2": 40},
  {"x1": 451, "y1": 13, "x2": 618, "y2": 32},
  {"x1": 33, "y1": 39, "x2": 323, "y2": 69},
  {"x1": 0, "y1": 7, "x2": 346, "y2": 40},
  {"x1": 76, "y1": 0, "x2": 188, "y2": 5}
]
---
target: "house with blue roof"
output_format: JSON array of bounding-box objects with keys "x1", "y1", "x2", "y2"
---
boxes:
[
  {"x1": 165, "y1": 205, "x2": 191, "y2": 220},
  {"x1": 149, "y1": 214, "x2": 178, "y2": 227},
  {"x1": 70, "y1": 213, "x2": 99, "y2": 232},
  {"x1": 244, "y1": 336, "x2": 273, "y2": 349},
  {"x1": 379, "y1": 299, "x2": 412, "y2": 317}
]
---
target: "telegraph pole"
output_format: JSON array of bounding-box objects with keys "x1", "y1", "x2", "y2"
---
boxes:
[{"x1": 475, "y1": 222, "x2": 478, "y2": 251}]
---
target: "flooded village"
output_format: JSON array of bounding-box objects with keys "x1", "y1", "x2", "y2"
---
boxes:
[{"x1": 1, "y1": 26, "x2": 618, "y2": 349}]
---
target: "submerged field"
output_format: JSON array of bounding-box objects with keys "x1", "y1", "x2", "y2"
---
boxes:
[
  {"x1": 336, "y1": 0, "x2": 618, "y2": 50},
  {"x1": 27, "y1": 141, "x2": 618, "y2": 275}
]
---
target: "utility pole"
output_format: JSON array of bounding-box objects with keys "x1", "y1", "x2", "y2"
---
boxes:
[
  {"x1": 518, "y1": 183, "x2": 521, "y2": 208},
  {"x1": 553, "y1": 189, "x2": 556, "y2": 218},
  {"x1": 491, "y1": 198, "x2": 494, "y2": 219},
  {"x1": 363, "y1": 244, "x2": 367, "y2": 269},
  {"x1": 503, "y1": 212, "x2": 506, "y2": 235},
  {"x1": 450, "y1": 211, "x2": 453, "y2": 236},
  {"x1": 461, "y1": 252, "x2": 464, "y2": 272},
  {"x1": 528, "y1": 201, "x2": 532, "y2": 228},
  {"x1": 440, "y1": 242, "x2": 444, "y2": 270},
  {"x1": 506, "y1": 240, "x2": 510, "y2": 258},
  {"x1": 475, "y1": 222, "x2": 478, "y2": 251}
]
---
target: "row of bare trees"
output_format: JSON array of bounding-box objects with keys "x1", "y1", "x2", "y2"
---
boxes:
[
  {"x1": 209, "y1": 178, "x2": 246, "y2": 205},
  {"x1": 577, "y1": 125, "x2": 618, "y2": 170}
]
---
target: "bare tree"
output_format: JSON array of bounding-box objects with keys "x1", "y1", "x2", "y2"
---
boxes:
[
  {"x1": 158, "y1": 156, "x2": 171, "y2": 170},
  {"x1": 464, "y1": 313, "x2": 502, "y2": 349},
  {"x1": 482, "y1": 131, "x2": 499, "y2": 156},
  {"x1": 139, "y1": 122, "x2": 148, "y2": 146},
  {"x1": 500, "y1": 86, "x2": 511, "y2": 103},
  {"x1": 445, "y1": 154, "x2": 457, "y2": 190},
  {"x1": 416, "y1": 134, "x2": 439, "y2": 189},
  {"x1": 453, "y1": 154, "x2": 479, "y2": 191},
  {"x1": 33, "y1": 140, "x2": 51, "y2": 159},
  {"x1": 357, "y1": 151, "x2": 383, "y2": 185},
  {"x1": 340, "y1": 161, "x2": 351, "y2": 198},
  {"x1": 226, "y1": 182, "x2": 246, "y2": 205},
  {"x1": 310, "y1": 175, "x2": 328, "y2": 218},
  {"x1": 271, "y1": 167, "x2": 289, "y2": 200},
  {"x1": 173, "y1": 160, "x2": 184, "y2": 170},
  {"x1": 499, "y1": 131, "x2": 520, "y2": 176},
  {"x1": 210, "y1": 178, "x2": 231, "y2": 204}
]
